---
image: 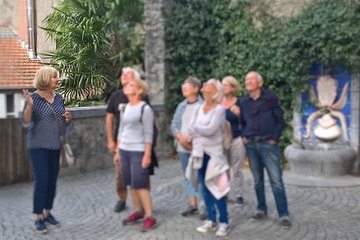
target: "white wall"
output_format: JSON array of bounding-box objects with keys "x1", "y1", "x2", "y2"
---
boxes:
[
  {"x1": 14, "y1": 93, "x2": 24, "y2": 117},
  {"x1": 0, "y1": 93, "x2": 24, "y2": 118},
  {"x1": 0, "y1": 94, "x2": 6, "y2": 118}
]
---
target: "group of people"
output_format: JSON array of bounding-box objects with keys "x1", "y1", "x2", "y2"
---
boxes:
[
  {"x1": 22, "y1": 66, "x2": 291, "y2": 237},
  {"x1": 170, "y1": 72, "x2": 291, "y2": 237}
]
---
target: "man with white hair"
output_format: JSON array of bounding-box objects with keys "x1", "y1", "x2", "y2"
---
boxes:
[
  {"x1": 106, "y1": 67, "x2": 145, "y2": 212},
  {"x1": 240, "y1": 71, "x2": 291, "y2": 227}
]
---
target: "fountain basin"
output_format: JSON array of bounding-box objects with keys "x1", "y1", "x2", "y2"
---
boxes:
[{"x1": 285, "y1": 143, "x2": 356, "y2": 177}]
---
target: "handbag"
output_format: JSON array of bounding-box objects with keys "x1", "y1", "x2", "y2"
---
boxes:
[
  {"x1": 45, "y1": 99, "x2": 75, "y2": 167},
  {"x1": 60, "y1": 142, "x2": 75, "y2": 167},
  {"x1": 222, "y1": 120, "x2": 233, "y2": 150}
]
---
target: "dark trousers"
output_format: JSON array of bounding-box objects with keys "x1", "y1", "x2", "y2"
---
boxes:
[{"x1": 29, "y1": 148, "x2": 60, "y2": 214}]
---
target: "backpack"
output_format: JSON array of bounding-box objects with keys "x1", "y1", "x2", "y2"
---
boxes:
[
  {"x1": 119, "y1": 102, "x2": 157, "y2": 146},
  {"x1": 119, "y1": 102, "x2": 159, "y2": 173}
]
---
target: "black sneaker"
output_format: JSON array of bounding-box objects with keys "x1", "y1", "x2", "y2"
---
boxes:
[
  {"x1": 181, "y1": 205, "x2": 198, "y2": 217},
  {"x1": 114, "y1": 201, "x2": 126, "y2": 213},
  {"x1": 44, "y1": 213, "x2": 60, "y2": 227},
  {"x1": 235, "y1": 197, "x2": 244, "y2": 206},
  {"x1": 34, "y1": 220, "x2": 48, "y2": 234},
  {"x1": 280, "y1": 217, "x2": 292, "y2": 228},
  {"x1": 252, "y1": 211, "x2": 268, "y2": 220}
]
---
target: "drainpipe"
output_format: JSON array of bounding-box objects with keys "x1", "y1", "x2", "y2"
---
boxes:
[{"x1": 27, "y1": 0, "x2": 37, "y2": 59}]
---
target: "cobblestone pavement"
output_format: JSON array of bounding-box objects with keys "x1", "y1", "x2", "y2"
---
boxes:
[{"x1": 1, "y1": 160, "x2": 360, "y2": 240}]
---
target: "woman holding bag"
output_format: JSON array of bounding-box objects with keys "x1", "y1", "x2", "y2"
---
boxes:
[
  {"x1": 221, "y1": 76, "x2": 246, "y2": 206},
  {"x1": 22, "y1": 66, "x2": 71, "y2": 234}
]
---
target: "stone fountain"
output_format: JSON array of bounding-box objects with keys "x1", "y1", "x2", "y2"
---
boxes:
[{"x1": 285, "y1": 71, "x2": 359, "y2": 186}]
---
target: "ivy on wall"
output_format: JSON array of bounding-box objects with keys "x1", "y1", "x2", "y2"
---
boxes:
[
  {"x1": 165, "y1": 0, "x2": 232, "y2": 107},
  {"x1": 166, "y1": 0, "x2": 360, "y2": 151}
]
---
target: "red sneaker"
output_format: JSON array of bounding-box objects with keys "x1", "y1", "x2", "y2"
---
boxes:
[
  {"x1": 122, "y1": 212, "x2": 144, "y2": 225},
  {"x1": 141, "y1": 217, "x2": 157, "y2": 231}
]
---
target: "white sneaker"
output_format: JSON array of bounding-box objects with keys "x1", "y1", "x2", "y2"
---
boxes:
[
  {"x1": 215, "y1": 223, "x2": 229, "y2": 237},
  {"x1": 196, "y1": 220, "x2": 217, "y2": 233}
]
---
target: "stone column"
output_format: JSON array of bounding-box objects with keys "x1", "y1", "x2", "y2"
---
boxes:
[
  {"x1": 350, "y1": 73, "x2": 360, "y2": 173},
  {"x1": 144, "y1": 0, "x2": 166, "y2": 106},
  {"x1": 144, "y1": 0, "x2": 173, "y2": 158},
  {"x1": 292, "y1": 95, "x2": 303, "y2": 144}
]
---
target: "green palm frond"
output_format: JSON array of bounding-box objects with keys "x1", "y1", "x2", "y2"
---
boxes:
[{"x1": 41, "y1": 0, "x2": 144, "y2": 103}]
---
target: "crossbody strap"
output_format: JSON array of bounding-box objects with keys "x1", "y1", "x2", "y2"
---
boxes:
[{"x1": 44, "y1": 98, "x2": 64, "y2": 144}]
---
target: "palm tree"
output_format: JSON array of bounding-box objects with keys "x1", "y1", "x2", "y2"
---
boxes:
[{"x1": 41, "y1": 0, "x2": 144, "y2": 103}]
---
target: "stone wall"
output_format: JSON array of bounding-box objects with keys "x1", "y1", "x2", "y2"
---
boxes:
[
  {"x1": 62, "y1": 104, "x2": 171, "y2": 177},
  {"x1": 60, "y1": 106, "x2": 112, "y2": 176}
]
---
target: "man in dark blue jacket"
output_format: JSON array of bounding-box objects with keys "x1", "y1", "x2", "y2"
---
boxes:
[{"x1": 240, "y1": 71, "x2": 291, "y2": 227}]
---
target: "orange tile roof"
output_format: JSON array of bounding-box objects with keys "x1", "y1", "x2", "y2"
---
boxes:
[{"x1": 0, "y1": 26, "x2": 43, "y2": 89}]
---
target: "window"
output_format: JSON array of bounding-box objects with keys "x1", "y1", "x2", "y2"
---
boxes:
[{"x1": 6, "y1": 94, "x2": 14, "y2": 117}]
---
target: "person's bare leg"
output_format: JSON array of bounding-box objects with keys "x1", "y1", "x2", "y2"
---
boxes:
[
  {"x1": 130, "y1": 188, "x2": 143, "y2": 212},
  {"x1": 137, "y1": 189, "x2": 153, "y2": 217}
]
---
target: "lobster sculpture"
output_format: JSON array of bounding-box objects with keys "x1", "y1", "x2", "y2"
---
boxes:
[{"x1": 304, "y1": 75, "x2": 349, "y2": 142}]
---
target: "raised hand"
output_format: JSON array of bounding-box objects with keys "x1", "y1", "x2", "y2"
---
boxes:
[
  {"x1": 63, "y1": 109, "x2": 71, "y2": 125},
  {"x1": 22, "y1": 89, "x2": 33, "y2": 106},
  {"x1": 230, "y1": 104, "x2": 240, "y2": 117}
]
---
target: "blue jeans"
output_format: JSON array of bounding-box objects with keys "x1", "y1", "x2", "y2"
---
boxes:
[
  {"x1": 29, "y1": 148, "x2": 60, "y2": 214},
  {"x1": 179, "y1": 152, "x2": 198, "y2": 198},
  {"x1": 198, "y1": 154, "x2": 228, "y2": 224},
  {"x1": 245, "y1": 140, "x2": 289, "y2": 217}
]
